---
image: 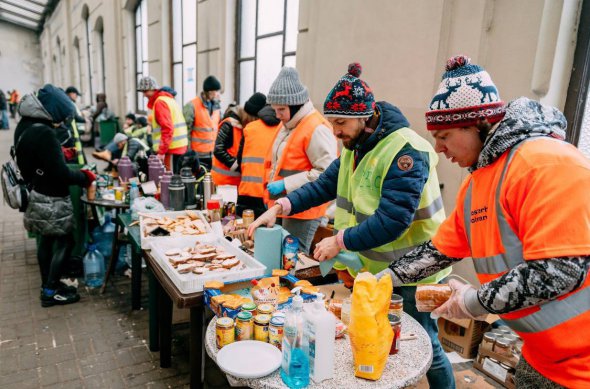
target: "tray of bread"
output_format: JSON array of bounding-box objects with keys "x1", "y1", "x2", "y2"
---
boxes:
[
  {"x1": 149, "y1": 235, "x2": 267, "y2": 293},
  {"x1": 139, "y1": 210, "x2": 213, "y2": 249}
]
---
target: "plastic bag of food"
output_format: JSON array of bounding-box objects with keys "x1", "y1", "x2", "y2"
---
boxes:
[
  {"x1": 250, "y1": 276, "x2": 280, "y2": 307},
  {"x1": 415, "y1": 284, "x2": 452, "y2": 312},
  {"x1": 348, "y1": 272, "x2": 393, "y2": 380}
]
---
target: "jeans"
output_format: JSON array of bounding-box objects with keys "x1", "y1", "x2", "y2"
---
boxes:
[
  {"x1": 280, "y1": 217, "x2": 322, "y2": 255},
  {"x1": 394, "y1": 285, "x2": 456, "y2": 389},
  {"x1": 1, "y1": 109, "x2": 8, "y2": 129}
]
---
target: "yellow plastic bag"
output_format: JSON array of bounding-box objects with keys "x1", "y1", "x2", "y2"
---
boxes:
[{"x1": 348, "y1": 272, "x2": 393, "y2": 380}]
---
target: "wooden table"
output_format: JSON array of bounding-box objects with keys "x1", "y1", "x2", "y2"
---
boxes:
[
  {"x1": 205, "y1": 313, "x2": 433, "y2": 389},
  {"x1": 99, "y1": 213, "x2": 143, "y2": 309},
  {"x1": 143, "y1": 250, "x2": 206, "y2": 389}
]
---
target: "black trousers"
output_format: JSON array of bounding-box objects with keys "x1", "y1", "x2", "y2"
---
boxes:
[
  {"x1": 236, "y1": 195, "x2": 267, "y2": 219},
  {"x1": 37, "y1": 235, "x2": 73, "y2": 289}
]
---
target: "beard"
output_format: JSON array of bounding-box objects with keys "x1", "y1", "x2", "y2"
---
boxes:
[{"x1": 341, "y1": 125, "x2": 371, "y2": 150}]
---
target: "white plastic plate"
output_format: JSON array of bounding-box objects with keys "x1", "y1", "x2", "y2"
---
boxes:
[{"x1": 216, "y1": 340, "x2": 282, "y2": 379}]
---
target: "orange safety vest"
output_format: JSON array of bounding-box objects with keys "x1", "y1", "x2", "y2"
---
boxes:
[
  {"x1": 190, "y1": 96, "x2": 221, "y2": 159},
  {"x1": 264, "y1": 110, "x2": 335, "y2": 220},
  {"x1": 211, "y1": 117, "x2": 243, "y2": 186},
  {"x1": 434, "y1": 138, "x2": 590, "y2": 387},
  {"x1": 238, "y1": 119, "x2": 281, "y2": 198}
]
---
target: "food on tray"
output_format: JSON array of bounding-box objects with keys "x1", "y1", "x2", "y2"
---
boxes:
[
  {"x1": 204, "y1": 281, "x2": 224, "y2": 290},
  {"x1": 415, "y1": 284, "x2": 452, "y2": 312},
  {"x1": 211, "y1": 293, "x2": 251, "y2": 311},
  {"x1": 251, "y1": 276, "x2": 280, "y2": 306},
  {"x1": 278, "y1": 286, "x2": 291, "y2": 304},
  {"x1": 302, "y1": 285, "x2": 320, "y2": 295},
  {"x1": 272, "y1": 269, "x2": 289, "y2": 277},
  {"x1": 142, "y1": 211, "x2": 208, "y2": 237},
  {"x1": 294, "y1": 279, "x2": 312, "y2": 287},
  {"x1": 162, "y1": 242, "x2": 246, "y2": 276}
]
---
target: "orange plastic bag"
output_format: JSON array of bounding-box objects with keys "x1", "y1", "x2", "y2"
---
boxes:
[{"x1": 348, "y1": 272, "x2": 393, "y2": 380}]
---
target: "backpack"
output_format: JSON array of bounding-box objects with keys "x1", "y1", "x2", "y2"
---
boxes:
[{"x1": 1, "y1": 126, "x2": 36, "y2": 212}]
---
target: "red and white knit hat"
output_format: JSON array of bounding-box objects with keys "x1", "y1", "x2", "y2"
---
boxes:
[{"x1": 425, "y1": 55, "x2": 505, "y2": 131}]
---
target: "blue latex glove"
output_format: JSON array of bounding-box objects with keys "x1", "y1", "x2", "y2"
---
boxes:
[{"x1": 267, "y1": 180, "x2": 285, "y2": 196}]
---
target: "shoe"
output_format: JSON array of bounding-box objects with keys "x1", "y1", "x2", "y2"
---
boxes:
[
  {"x1": 58, "y1": 282, "x2": 78, "y2": 295},
  {"x1": 41, "y1": 289, "x2": 80, "y2": 307},
  {"x1": 92, "y1": 150, "x2": 112, "y2": 162}
]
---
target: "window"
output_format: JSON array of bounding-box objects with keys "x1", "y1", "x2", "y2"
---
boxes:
[
  {"x1": 237, "y1": 0, "x2": 299, "y2": 104},
  {"x1": 171, "y1": 0, "x2": 197, "y2": 106},
  {"x1": 135, "y1": 1, "x2": 149, "y2": 112},
  {"x1": 83, "y1": 5, "x2": 93, "y2": 104},
  {"x1": 95, "y1": 17, "x2": 106, "y2": 93},
  {"x1": 73, "y1": 37, "x2": 83, "y2": 95}
]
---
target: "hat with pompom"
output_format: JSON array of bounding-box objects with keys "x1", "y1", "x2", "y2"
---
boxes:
[
  {"x1": 425, "y1": 55, "x2": 505, "y2": 130},
  {"x1": 323, "y1": 63, "x2": 375, "y2": 118}
]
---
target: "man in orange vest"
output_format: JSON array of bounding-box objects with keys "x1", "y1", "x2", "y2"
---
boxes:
[
  {"x1": 9, "y1": 89, "x2": 19, "y2": 119},
  {"x1": 137, "y1": 76, "x2": 188, "y2": 171},
  {"x1": 211, "y1": 92, "x2": 266, "y2": 187},
  {"x1": 236, "y1": 103, "x2": 281, "y2": 218},
  {"x1": 253, "y1": 67, "x2": 337, "y2": 254},
  {"x1": 183, "y1": 75, "x2": 222, "y2": 170},
  {"x1": 378, "y1": 55, "x2": 590, "y2": 388}
]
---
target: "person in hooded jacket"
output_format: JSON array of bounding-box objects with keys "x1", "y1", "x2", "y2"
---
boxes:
[
  {"x1": 14, "y1": 84, "x2": 96, "y2": 307},
  {"x1": 247, "y1": 63, "x2": 454, "y2": 387},
  {"x1": 236, "y1": 104, "x2": 281, "y2": 218},
  {"x1": 377, "y1": 56, "x2": 590, "y2": 388},
  {"x1": 211, "y1": 92, "x2": 266, "y2": 187}
]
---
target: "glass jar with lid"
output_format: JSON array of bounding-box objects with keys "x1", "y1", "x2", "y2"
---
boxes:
[
  {"x1": 494, "y1": 337, "x2": 513, "y2": 357},
  {"x1": 482, "y1": 332, "x2": 497, "y2": 352}
]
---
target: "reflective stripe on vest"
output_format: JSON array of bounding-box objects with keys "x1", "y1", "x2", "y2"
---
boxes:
[
  {"x1": 265, "y1": 110, "x2": 334, "y2": 220},
  {"x1": 190, "y1": 97, "x2": 220, "y2": 153},
  {"x1": 463, "y1": 139, "x2": 590, "y2": 334},
  {"x1": 211, "y1": 117, "x2": 243, "y2": 186},
  {"x1": 239, "y1": 119, "x2": 281, "y2": 198},
  {"x1": 71, "y1": 119, "x2": 85, "y2": 164},
  {"x1": 151, "y1": 96, "x2": 188, "y2": 153},
  {"x1": 334, "y1": 126, "x2": 450, "y2": 283}
]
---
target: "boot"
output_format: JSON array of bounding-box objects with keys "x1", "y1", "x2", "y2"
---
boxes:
[{"x1": 92, "y1": 149, "x2": 112, "y2": 162}]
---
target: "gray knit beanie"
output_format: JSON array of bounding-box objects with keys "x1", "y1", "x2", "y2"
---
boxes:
[{"x1": 267, "y1": 67, "x2": 309, "y2": 105}]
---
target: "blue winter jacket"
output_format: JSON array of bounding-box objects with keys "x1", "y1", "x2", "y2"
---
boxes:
[{"x1": 286, "y1": 101, "x2": 431, "y2": 252}]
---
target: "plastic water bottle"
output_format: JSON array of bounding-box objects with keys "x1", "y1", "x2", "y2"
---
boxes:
[
  {"x1": 92, "y1": 213, "x2": 115, "y2": 262},
  {"x1": 129, "y1": 181, "x2": 140, "y2": 220},
  {"x1": 84, "y1": 244, "x2": 105, "y2": 288},
  {"x1": 281, "y1": 288, "x2": 309, "y2": 388}
]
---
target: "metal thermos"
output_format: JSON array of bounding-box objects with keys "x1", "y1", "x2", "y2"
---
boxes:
[
  {"x1": 168, "y1": 175, "x2": 185, "y2": 211},
  {"x1": 148, "y1": 156, "x2": 159, "y2": 182},
  {"x1": 117, "y1": 156, "x2": 135, "y2": 182},
  {"x1": 159, "y1": 171, "x2": 173, "y2": 209},
  {"x1": 180, "y1": 167, "x2": 197, "y2": 210},
  {"x1": 202, "y1": 173, "x2": 214, "y2": 209}
]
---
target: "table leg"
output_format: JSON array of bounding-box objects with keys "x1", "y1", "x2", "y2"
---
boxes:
[
  {"x1": 158, "y1": 286, "x2": 173, "y2": 368},
  {"x1": 131, "y1": 247, "x2": 142, "y2": 310},
  {"x1": 190, "y1": 305, "x2": 205, "y2": 389},
  {"x1": 148, "y1": 268, "x2": 160, "y2": 352},
  {"x1": 100, "y1": 220, "x2": 121, "y2": 294}
]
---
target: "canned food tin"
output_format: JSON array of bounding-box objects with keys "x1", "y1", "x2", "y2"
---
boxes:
[
  {"x1": 257, "y1": 303, "x2": 275, "y2": 316},
  {"x1": 216, "y1": 317, "x2": 235, "y2": 349},
  {"x1": 269, "y1": 316, "x2": 285, "y2": 350},
  {"x1": 254, "y1": 314, "x2": 271, "y2": 342},
  {"x1": 389, "y1": 314, "x2": 401, "y2": 355},
  {"x1": 235, "y1": 311, "x2": 253, "y2": 341},
  {"x1": 242, "y1": 209, "x2": 255, "y2": 227}
]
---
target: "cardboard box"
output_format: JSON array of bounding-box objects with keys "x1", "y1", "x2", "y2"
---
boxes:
[
  {"x1": 437, "y1": 315, "x2": 497, "y2": 359},
  {"x1": 473, "y1": 352, "x2": 516, "y2": 389}
]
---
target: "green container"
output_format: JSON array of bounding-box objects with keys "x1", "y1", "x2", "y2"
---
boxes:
[
  {"x1": 68, "y1": 163, "x2": 88, "y2": 257},
  {"x1": 99, "y1": 118, "x2": 120, "y2": 146}
]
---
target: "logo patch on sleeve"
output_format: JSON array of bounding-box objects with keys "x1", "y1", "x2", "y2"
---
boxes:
[{"x1": 397, "y1": 155, "x2": 414, "y2": 171}]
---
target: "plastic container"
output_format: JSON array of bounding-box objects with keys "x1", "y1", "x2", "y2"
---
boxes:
[
  {"x1": 160, "y1": 171, "x2": 173, "y2": 210},
  {"x1": 118, "y1": 156, "x2": 135, "y2": 182},
  {"x1": 84, "y1": 244, "x2": 105, "y2": 288},
  {"x1": 303, "y1": 293, "x2": 335, "y2": 382},
  {"x1": 281, "y1": 288, "x2": 309, "y2": 389},
  {"x1": 207, "y1": 200, "x2": 221, "y2": 222},
  {"x1": 92, "y1": 213, "x2": 115, "y2": 262},
  {"x1": 129, "y1": 182, "x2": 140, "y2": 220}
]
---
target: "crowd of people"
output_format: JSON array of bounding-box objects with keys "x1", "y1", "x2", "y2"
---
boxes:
[{"x1": 6, "y1": 54, "x2": 590, "y2": 388}]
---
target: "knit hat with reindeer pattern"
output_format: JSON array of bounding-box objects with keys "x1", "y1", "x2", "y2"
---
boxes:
[
  {"x1": 425, "y1": 55, "x2": 505, "y2": 130},
  {"x1": 323, "y1": 63, "x2": 375, "y2": 118}
]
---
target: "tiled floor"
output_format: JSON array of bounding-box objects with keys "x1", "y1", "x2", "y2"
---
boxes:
[{"x1": 0, "y1": 120, "x2": 501, "y2": 388}]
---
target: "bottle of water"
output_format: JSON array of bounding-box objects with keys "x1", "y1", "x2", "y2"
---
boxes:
[
  {"x1": 129, "y1": 181, "x2": 140, "y2": 220},
  {"x1": 84, "y1": 244, "x2": 105, "y2": 288},
  {"x1": 92, "y1": 213, "x2": 115, "y2": 262}
]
